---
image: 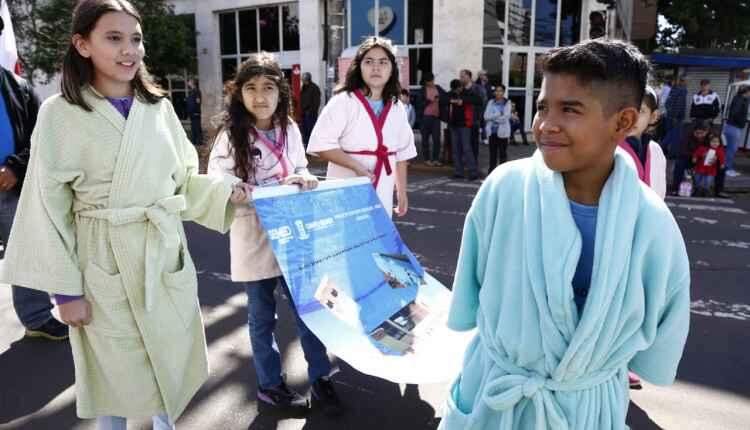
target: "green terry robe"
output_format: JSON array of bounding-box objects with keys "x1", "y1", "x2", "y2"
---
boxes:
[
  {"x1": 1, "y1": 88, "x2": 238, "y2": 420},
  {"x1": 440, "y1": 150, "x2": 690, "y2": 429}
]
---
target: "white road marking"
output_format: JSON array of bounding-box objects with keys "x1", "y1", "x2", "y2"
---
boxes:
[
  {"x1": 692, "y1": 217, "x2": 718, "y2": 225},
  {"x1": 691, "y1": 299, "x2": 750, "y2": 321},
  {"x1": 667, "y1": 202, "x2": 747, "y2": 215},
  {"x1": 690, "y1": 239, "x2": 750, "y2": 249},
  {"x1": 409, "y1": 206, "x2": 468, "y2": 217},
  {"x1": 395, "y1": 221, "x2": 437, "y2": 231},
  {"x1": 666, "y1": 195, "x2": 735, "y2": 204}
]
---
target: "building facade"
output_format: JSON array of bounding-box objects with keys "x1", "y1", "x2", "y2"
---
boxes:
[{"x1": 170, "y1": 0, "x2": 639, "y2": 131}]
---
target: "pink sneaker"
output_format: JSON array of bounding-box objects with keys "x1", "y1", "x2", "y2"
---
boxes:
[{"x1": 628, "y1": 371, "x2": 642, "y2": 390}]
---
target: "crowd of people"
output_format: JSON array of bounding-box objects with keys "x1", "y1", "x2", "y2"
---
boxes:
[{"x1": 0, "y1": 0, "x2": 729, "y2": 428}]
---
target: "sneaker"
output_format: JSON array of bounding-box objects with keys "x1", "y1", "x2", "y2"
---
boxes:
[
  {"x1": 451, "y1": 174, "x2": 464, "y2": 179},
  {"x1": 311, "y1": 377, "x2": 343, "y2": 417},
  {"x1": 257, "y1": 382, "x2": 310, "y2": 410},
  {"x1": 467, "y1": 174, "x2": 480, "y2": 181},
  {"x1": 726, "y1": 169, "x2": 741, "y2": 177},
  {"x1": 434, "y1": 161, "x2": 444, "y2": 167},
  {"x1": 25, "y1": 318, "x2": 69, "y2": 341}
]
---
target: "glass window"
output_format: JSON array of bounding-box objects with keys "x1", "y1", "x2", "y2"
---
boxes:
[
  {"x1": 221, "y1": 58, "x2": 238, "y2": 83},
  {"x1": 507, "y1": 0, "x2": 532, "y2": 46},
  {"x1": 259, "y1": 6, "x2": 280, "y2": 52},
  {"x1": 283, "y1": 5, "x2": 300, "y2": 51},
  {"x1": 509, "y1": 52, "x2": 527, "y2": 87},
  {"x1": 219, "y1": 12, "x2": 237, "y2": 55},
  {"x1": 533, "y1": 53, "x2": 545, "y2": 89},
  {"x1": 350, "y1": 0, "x2": 376, "y2": 45},
  {"x1": 408, "y1": 0, "x2": 432, "y2": 44},
  {"x1": 534, "y1": 0, "x2": 558, "y2": 47},
  {"x1": 239, "y1": 9, "x2": 258, "y2": 53},
  {"x1": 483, "y1": 0, "x2": 505, "y2": 45},
  {"x1": 408, "y1": 48, "x2": 432, "y2": 86},
  {"x1": 559, "y1": 0, "x2": 582, "y2": 46},
  {"x1": 482, "y1": 48, "x2": 504, "y2": 87}
]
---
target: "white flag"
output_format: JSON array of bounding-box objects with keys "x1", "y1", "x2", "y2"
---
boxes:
[{"x1": 0, "y1": 0, "x2": 18, "y2": 73}]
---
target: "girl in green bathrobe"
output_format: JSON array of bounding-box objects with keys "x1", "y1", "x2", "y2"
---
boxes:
[{"x1": 1, "y1": 1, "x2": 250, "y2": 428}]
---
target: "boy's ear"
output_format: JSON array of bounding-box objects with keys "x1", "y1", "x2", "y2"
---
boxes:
[
  {"x1": 615, "y1": 107, "x2": 639, "y2": 137},
  {"x1": 72, "y1": 34, "x2": 90, "y2": 58}
]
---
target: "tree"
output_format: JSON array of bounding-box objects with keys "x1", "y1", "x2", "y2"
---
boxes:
[
  {"x1": 657, "y1": 0, "x2": 750, "y2": 50},
  {"x1": 7, "y1": 0, "x2": 196, "y2": 84}
]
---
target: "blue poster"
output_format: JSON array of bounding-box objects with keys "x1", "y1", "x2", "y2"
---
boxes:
[
  {"x1": 350, "y1": 0, "x2": 405, "y2": 46},
  {"x1": 252, "y1": 178, "x2": 472, "y2": 383}
]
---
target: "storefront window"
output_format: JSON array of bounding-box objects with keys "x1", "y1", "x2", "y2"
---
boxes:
[
  {"x1": 259, "y1": 7, "x2": 280, "y2": 52},
  {"x1": 559, "y1": 0, "x2": 582, "y2": 46},
  {"x1": 283, "y1": 4, "x2": 300, "y2": 51},
  {"x1": 408, "y1": 0, "x2": 433, "y2": 44},
  {"x1": 221, "y1": 58, "x2": 238, "y2": 83},
  {"x1": 507, "y1": 0, "x2": 532, "y2": 46},
  {"x1": 482, "y1": 48, "x2": 504, "y2": 87},
  {"x1": 483, "y1": 0, "x2": 506, "y2": 45},
  {"x1": 219, "y1": 12, "x2": 237, "y2": 55},
  {"x1": 509, "y1": 52, "x2": 528, "y2": 87},
  {"x1": 350, "y1": 0, "x2": 376, "y2": 45},
  {"x1": 408, "y1": 48, "x2": 432, "y2": 85},
  {"x1": 534, "y1": 0, "x2": 558, "y2": 47},
  {"x1": 239, "y1": 9, "x2": 258, "y2": 53}
]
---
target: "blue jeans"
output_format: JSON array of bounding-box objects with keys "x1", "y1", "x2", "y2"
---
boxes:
[
  {"x1": 722, "y1": 123, "x2": 742, "y2": 171},
  {"x1": 245, "y1": 276, "x2": 331, "y2": 389},
  {"x1": 0, "y1": 191, "x2": 53, "y2": 329},
  {"x1": 420, "y1": 115, "x2": 442, "y2": 161},
  {"x1": 96, "y1": 414, "x2": 173, "y2": 430},
  {"x1": 693, "y1": 174, "x2": 715, "y2": 190},
  {"x1": 450, "y1": 127, "x2": 477, "y2": 177}
]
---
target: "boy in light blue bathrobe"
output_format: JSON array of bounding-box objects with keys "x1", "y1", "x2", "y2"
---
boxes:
[{"x1": 440, "y1": 40, "x2": 690, "y2": 429}]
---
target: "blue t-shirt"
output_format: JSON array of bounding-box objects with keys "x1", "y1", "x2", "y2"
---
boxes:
[
  {"x1": 570, "y1": 200, "x2": 598, "y2": 315},
  {"x1": 367, "y1": 97, "x2": 384, "y2": 117},
  {"x1": 0, "y1": 92, "x2": 15, "y2": 165}
]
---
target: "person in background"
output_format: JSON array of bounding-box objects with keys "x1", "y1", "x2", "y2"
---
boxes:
[
  {"x1": 663, "y1": 76, "x2": 688, "y2": 156},
  {"x1": 692, "y1": 132, "x2": 725, "y2": 197},
  {"x1": 476, "y1": 70, "x2": 493, "y2": 144},
  {"x1": 459, "y1": 69, "x2": 485, "y2": 160},
  {"x1": 509, "y1": 101, "x2": 529, "y2": 145},
  {"x1": 448, "y1": 79, "x2": 479, "y2": 181},
  {"x1": 300, "y1": 72, "x2": 321, "y2": 147},
  {"x1": 186, "y1": 78, "x2": 202, "y2": 145},
  {"x1": 722, "y1": 85, "x2": 749, "y2": 178},
  {"x1": 483, "y1": 84, "x2": 512, "y2": 173},
  {"x1": 0, "y1": 14, "x2": 68, "y2": 342},
  {"x1": 690, "y1": 79, "x2": 721, "y2": 123},
  {"x1": 417, "y1": 72, "x2": 446, "y2": 166},
  {"x1": 400, "y1": 89, "x2": 415, "y2": 128},
  {"x1": 671, "y1": 120, "x2": 710, "y2": 195}
]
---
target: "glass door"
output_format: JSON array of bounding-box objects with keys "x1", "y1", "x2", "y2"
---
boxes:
[{"x1": 503, "y1": 47, "x2": 552, "y2": 132}]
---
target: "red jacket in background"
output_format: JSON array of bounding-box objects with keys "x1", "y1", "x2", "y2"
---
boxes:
[{"x1": 692, "y1": 145, "x2": 725, "y2": 177}]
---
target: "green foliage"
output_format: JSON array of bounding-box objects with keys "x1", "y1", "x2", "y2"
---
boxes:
[
  {"x1": 7, "y1": 0, "x2": 196, "y2": 84},
  {"x1": 657, "y1": 0, "x2": 750, "y2": 50}
]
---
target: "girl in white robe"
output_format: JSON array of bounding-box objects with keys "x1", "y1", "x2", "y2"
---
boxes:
[
  {"x1": 1, "y1": 2, "x2": 249, "y2": 428},
  {"x1": 307, "y1": 37, "x2": 417, "y2": 218}
]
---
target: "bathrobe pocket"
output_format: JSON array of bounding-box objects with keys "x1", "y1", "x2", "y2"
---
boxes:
[
  {"x1": 162, "y1": 245, "x2": 200, "y2": 329},
  {"x1": 83, "y1": 262, "x2": 139, "y2": 338}
]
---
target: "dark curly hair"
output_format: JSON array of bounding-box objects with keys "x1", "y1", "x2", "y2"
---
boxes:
[
  {"x1": 335, "y1": 36, "x2": 401, "y2": 103},
  {"x1": 217, "y1": 52, "x2": 291, "y2": 183}
]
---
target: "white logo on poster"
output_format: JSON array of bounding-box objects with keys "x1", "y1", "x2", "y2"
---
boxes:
[
  {"x1": 295, "y1": 220, "x2": 310, "y2": 240},
  {"x1": 367, "y1": 6, "x2": 395, "y2": 33},
  {"x1": 269, "y1": 226, "x2": 293, "y2": 243}
]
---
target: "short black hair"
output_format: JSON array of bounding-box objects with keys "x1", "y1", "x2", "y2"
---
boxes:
[
  {"x1": 700, "y1": 79, "x2": 710, "y2": 86},
  {"x1": 400, "y1": 88, "x2": 410, "y2": 96},
  {"x1": 494, "y1": 83, "x2": 506, "y2": 91},
  {"x1": 450, "y1": 79, "x2": 461, "y2": 91},
  {"x1": 541, "y1": 39, "x2": 650, "y2": 115}
]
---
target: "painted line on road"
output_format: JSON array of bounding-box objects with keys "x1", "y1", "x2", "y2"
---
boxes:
[
  {"x1": 395, "y1": 220, "x2": 437, "y2": 231},
  {"x1": 407, "y1": 177, "x2": 453, "y2": 192},
  {"x1": 666, "y1": 195, "x2": 735, "y2": 205},
  {"x1": 409, "y1": 206, "x2": 468, "y2": 217},
  {"x1": 667, "y1": 202, "x2": 747, "y2": 215},
  {"x1": 690, "y1": 239, "x2": 750, "y2": 249},
  {"x1": 446, "y1": 181, "x2": 482, "y2": 190},
  {"x1": 741, "y1": 224, "x2": 750, "y2": 230},
  {"x1": 691, "y1": 299, "x2": 750, "y2": 321},
  {"x1": 692, "y1": 217, "x2": 718, "y2": 225},
  {"x1": 423, "y1": 189, "x2": 474, "y2": 197}
]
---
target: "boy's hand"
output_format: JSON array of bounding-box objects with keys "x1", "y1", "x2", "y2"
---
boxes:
[
  {"x1": 230, "y1": 182, "x2": 253, "y2": 205},
  {"x1": 283, "y1": 174, "x2": 319, "y2": 191},
  {"x1": 59, "y1": 298, "x2": 92, "y2": 328}
]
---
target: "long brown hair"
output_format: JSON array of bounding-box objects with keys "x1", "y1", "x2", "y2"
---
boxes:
[
  {"x1": 218, "y1": 52, "x2": 292, "y2": 183},
  {"x1": 335, "y1": 36, "x2": 401, "y2": 103},
  {"x1": 61, "y1": 0, "x2": 165, "y2": 111}
]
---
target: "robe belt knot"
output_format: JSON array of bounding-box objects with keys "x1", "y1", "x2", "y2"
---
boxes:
[{"x1": 77, "y1": 195, "x2": 187, "y2": 312}]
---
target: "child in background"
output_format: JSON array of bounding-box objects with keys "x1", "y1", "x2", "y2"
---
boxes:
[
  {"x1": 1, "y1": 1, "x2": 250, "y2": 428},
  {"x1": 671, "y1": 120, "x2": 710, "y2": 195},
  {"x1": 440, "y1": 39, "x2": 690, "y2": 430},
  {"x1": 400, "y1": 88, "x2": 416, "y2": 128},
  {"x1": 208, "y1": 53, "x2": 343, "y2": 417},
  {"x1": 622, "y1": 85, "x2": 668, "y2": 198},
  {"x1": 692, "y1": 132, "x2": 725, "y2": 196}
]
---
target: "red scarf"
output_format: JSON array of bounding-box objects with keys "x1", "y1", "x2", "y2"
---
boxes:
[{"x1": 345, "y1": 89, "x2": 397, "y2": 188}]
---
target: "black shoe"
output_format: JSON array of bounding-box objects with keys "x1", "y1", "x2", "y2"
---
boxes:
[
  {"x1": 451, "y1": 174, "x2": 464, "y2": 179},
  {"x1": 257, "y1": 382, "x2": 310, "y2": 410},
  {"x1": 467, "y1": 175, "x2": 480, "y2": 181},
  {"x1": 311, "y1": 377, "x2": 343, "y2": 417},
  {"x1": 715, "y1": 191, "x2": 731, "y2": 199},
  {"x1": 25, "y1": 318, "x2": 69, "y2": 340}
]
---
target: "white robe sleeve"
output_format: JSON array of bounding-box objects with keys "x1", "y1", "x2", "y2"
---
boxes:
[
  {"x1": 447, "y1": 213, "x2": 483, "y2": 331},
  {"x1": 307, "y1": 93, "x2": 351, "y2": 155}
]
